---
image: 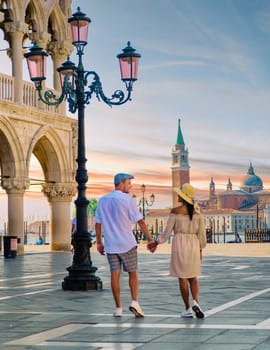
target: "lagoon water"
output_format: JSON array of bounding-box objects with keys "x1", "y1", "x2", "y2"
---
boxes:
[
  {"x1": 1, "y1": 232, "x2": 245, "y2": 247},
  {"x1": 24, "y1": 233, "x2": 49, "y2": 245}
]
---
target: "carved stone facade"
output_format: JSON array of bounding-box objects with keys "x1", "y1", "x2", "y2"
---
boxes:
[{"x1": 0, "y1": 0, "x2": 76, "y2": 253}]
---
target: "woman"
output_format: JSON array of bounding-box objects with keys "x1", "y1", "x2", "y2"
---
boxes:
[{"x1": 148, "y1": 183, "x2": 206, "y2": 318}]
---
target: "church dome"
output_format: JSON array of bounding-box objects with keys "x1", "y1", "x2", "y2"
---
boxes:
[{"x1": 240, "y1": 163, "x2": 263, "y2": 193}]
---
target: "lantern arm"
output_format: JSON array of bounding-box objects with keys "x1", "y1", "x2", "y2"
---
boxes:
[
  {"x1": 137, "y1": 196, "x2": 154, "y2": 207},
  {"x1": 138, "y1": 198, "x2": 144, "y2": 206},
  {"x1": 36, "y1": 85, "x2": 66, "y2": 106},
  {"x1": 84, "y1": 70, "x2": 132, "y2": 107},
  {"x1": 145, "y1": 199, "x2": 154, "y2": 206}
]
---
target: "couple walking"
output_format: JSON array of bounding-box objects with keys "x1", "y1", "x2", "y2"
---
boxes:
[{"x1": 95, "y1": 173, "x2": 206, "y2": 319}]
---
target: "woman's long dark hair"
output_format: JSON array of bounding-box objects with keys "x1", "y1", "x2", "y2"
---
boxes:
[{"x1": 184, "y1": 200, "x2": 194, "y2": 220}]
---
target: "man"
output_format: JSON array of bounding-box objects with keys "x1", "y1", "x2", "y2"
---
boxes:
[
  {"x1": 95, "y1": 173, "x2": 154, "y2": 318},
  {"x1": 70, "y1": 217, "x2": 76, "y2": 252}
]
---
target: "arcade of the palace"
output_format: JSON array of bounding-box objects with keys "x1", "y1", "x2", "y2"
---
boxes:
[{"x1": 0, "y1": 0, "x2": 77, "y2": 254}]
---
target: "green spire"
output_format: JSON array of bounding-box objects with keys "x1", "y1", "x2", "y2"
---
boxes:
[{"x1": 176, "y1": 118, "x2": 185, "y2": 145}]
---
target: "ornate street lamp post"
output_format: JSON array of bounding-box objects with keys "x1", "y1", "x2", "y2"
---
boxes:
[
  {"x1": 24, "y1": 7, "x2": 141, "y2": 291},
  {"x1": 133, "y1": 184, "x2": 155, "y2": 220}
]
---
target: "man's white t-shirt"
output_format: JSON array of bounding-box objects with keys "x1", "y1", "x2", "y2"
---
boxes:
[
  {"x1": 71, "y1": 217, "x2": 76, "y2": 234},
  {"x1": 95, "y1": 190, "x2": 142, "y2": 254}
]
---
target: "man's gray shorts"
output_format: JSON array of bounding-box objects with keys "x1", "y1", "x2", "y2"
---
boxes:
[{"x1": 107, "y1": 246, "x2": 137, "y2": 272}]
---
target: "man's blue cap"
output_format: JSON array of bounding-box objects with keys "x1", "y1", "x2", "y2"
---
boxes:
[{"x1": 114, "y1": 173, "x2": 134, "y2": 186}]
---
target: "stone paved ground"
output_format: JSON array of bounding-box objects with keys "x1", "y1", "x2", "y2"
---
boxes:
[{"x1": 1, "y1": 246, "x2": 270, "y2": 349}]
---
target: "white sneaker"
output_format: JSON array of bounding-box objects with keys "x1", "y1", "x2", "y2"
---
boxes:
[
  {"x1": 181, "y1": 308, "x2": 194, "y2": 318},
  {"x1": 192, "y1": 300, "x2": 204, "y2": 319},
  {"x1": 113, "y1": 307, "x2": 123, "y2": 317},
  {"x1": 129, "y1": 300, "x2": 144, "y2": 318}
]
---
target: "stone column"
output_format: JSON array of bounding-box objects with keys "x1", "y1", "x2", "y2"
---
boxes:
[
  {"x1": 42, "y1": 182, "x2": 76, "y2": 251},
  {"x1": 4, "y1": 21, "x2": 28, "y2": 104},
  {"x1": 2, "y1": 178, "x2": 30, "y2": 255}
]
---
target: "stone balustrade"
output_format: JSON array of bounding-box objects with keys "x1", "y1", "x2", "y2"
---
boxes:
[
  {"x1": 0, "y1": 73, "x2": 13, "y2": 101},
  {"x1": 0, "y1": 72, "x2": 62, "y2": 114}
]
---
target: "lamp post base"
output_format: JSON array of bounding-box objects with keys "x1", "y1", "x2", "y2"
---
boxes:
[{"x1": 62, "y1": 264, "x2": 102, "y2": 291}]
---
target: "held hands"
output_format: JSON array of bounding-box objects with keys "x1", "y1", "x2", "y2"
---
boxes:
[{"x1": 147, "y1": 240, "x2": 158, "y2": 253}]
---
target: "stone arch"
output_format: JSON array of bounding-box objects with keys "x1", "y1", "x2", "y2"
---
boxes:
[
  {"x1": 27, "y1": 125, "x2": 72, "y2": 183},
  {"x1": 0, "y1": 129, "x2": 14, "y2": 178},
  {"x1": 58, "y1": 0, "x2": 72, "y2": 17},
  {"x1": 0, "y1": 115, "x2": 27, "y2": 180},
  {"x1": 24, "y1": 0, "x2": 71, "y2": 48},
  {"x1": 0, "y1": 1, "x2": 27, "y2": 22},
  {"x1": 0, "y1": 1, "x2": 16, "y2": 49},
  {"x1": 25, "y1": 124, "x2": 76, "y2": 252},
  {"x1": 25, "y1": 0, "x2": 48, "y2": 35},
  {"x1": 48, "y1": 5, "x2": 70, "y2": 43}
]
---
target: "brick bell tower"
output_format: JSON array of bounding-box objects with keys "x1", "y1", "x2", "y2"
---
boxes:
[{"x1": 171, "y1": 119, "x2": 190, "y2": 207}]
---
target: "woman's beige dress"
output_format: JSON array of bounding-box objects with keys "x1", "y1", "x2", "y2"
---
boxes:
[{"x1": 158, "y1": 213, "x2": 206, "y2": 278}]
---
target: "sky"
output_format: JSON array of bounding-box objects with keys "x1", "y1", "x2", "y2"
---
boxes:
[{"x1": 2, "y1": 0, "x2": 270, "y2": 220}]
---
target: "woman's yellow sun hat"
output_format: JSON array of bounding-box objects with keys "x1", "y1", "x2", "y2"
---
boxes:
[{"x1": 175, "y1": 183, "x2": 195, "y2": 205}]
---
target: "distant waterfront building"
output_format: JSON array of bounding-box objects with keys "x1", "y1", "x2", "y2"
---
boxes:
[
  {"x1": 204, "y1": 209, "x2": 257, "y2": 240},
  {"x1": 170, "y1": 120, "x2": 270, "y2": 213},
  {"x1": 264, "y1": 205, "x2": 270, "y2": 227},
  {"x1": 206, "y1": 162, "x2": 270, "y2": 211},
  {"x1": 144, "y1": 120, "x2": 270, "y2": 240}
]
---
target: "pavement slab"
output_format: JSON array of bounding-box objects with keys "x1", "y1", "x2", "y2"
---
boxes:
[{"x1": 1, "y1": 248, "x2": 270, "y2": 349}]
